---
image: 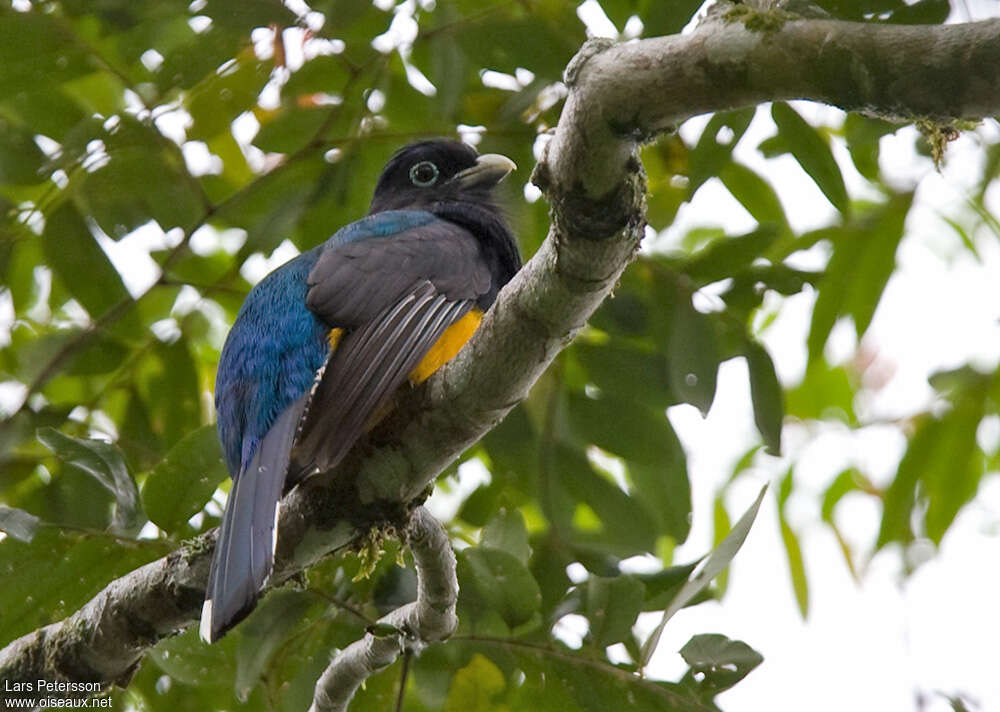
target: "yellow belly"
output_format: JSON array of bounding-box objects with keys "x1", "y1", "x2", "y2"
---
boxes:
[{"x1": 409, "y1": 308, "x2": 483, "y2": 383}]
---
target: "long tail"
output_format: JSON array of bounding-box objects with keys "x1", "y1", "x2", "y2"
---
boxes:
[{"x1": 201, "y1": 394, "x2": 308, "y2": 643}]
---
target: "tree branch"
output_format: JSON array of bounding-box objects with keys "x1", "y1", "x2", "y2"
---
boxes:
[
  {"x1": 309, "y1": 507, "x2": 457, "y2": 712},
  {"x1": 2, "y1": 11, "x2": 998, "y2": 702}
]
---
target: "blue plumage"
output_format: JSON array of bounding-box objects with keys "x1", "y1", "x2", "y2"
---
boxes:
[
  {"x1": 215, "y1": 210, "x2": 437, "y2": 476},
  {"x1": 203, "y1": 141, "x2": 519, "y2": 643}
]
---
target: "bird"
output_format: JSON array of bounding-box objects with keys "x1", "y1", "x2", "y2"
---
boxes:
[{"x1": 201, "y1": 140, "x2": 520, "y2": 643}]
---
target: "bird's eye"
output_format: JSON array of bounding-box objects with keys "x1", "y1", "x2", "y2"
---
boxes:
[{"x1": 409, "y1": 161, "x2": 439, "y2": 187}]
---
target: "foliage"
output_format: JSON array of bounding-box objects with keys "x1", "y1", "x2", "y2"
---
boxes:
[{"x1": 0, "y1": 0, "x2": 997, "y2": 709}]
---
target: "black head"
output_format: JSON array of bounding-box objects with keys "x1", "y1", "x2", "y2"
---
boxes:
[
  {"x1": 369, "y1": 140, "x2": 516, "y2": 214},
  {"x1": 369, "y1": 139, "x2": 522, "y2": 304}
]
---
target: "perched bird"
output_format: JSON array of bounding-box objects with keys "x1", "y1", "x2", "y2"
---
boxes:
[{"x1": 201, "y1": 140, "x2": 520, "y2": 643}]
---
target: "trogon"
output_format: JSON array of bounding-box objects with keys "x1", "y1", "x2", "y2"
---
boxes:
[{"x1": 202, "y1": 140, "x2": 520, "y2": 643}]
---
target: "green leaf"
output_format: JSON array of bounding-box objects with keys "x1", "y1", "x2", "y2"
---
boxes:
[
  {"x1": 680, "y1": 633, "x2": 763, "y2": 697},
  {"x1": 77, "y1": 116, "x2": 204, "y2": 237},
  {"x1": 640, "y1": 485, "x2": 767, "y2": 667},
  {"x1": 253, "y1": 105, "x2": 331, "y2": 154},
  {"x1": 843, "y1": 114, "x2": 898, "y2": 181},
  {"x1": 640, "y1": 0, "x2": 705, "y2": 36},
  {"x1": 142, "y1": 425, "x2": 229, "y2": 534},
  {"x1": 443, "y1": 654, "x2": 506, "y2": 712},
  {"x1": 770, "y1": 102, "x2": 849, "y2": 214},
  {"x1": 581, "y1": 574, "x2": 646, "y2": 647},
  {"x1": 668, "y1": 288, "x2": 718, "y2": 416},
  {"x1": 553, "y1": 444, "x2": 660, "y2": 556},
  {"x1": 777, "y1": 469, "x2": 808, "y2": 618},
  {"x1": 40, "y1": 203, "x2": 133, "y2": 320},
  {"x1": 627, "y1": 456, "x2": 691, "y2": 543},
  {"x1": 744, "y1": 339, "x2": 784, "y2": 454},
  {"x1": 458, "y1": 547, "x2": 542, "y2": 631},
  {"x1": 0, "y1": 528, "x2": 163, "y2": 648},
  {"x1": 807, "y1": 192, "x2": 913, "y2": 362},
  {"x1": 878, "y1": 388, "x2": 986, "y2": 548},
  {"x1": 0, "y1": 9, "x2": 89, "y2": 96},
  {"x1": 821, "y1": 468, "x2": 862, "y2": 524},
  {"x1": 0, "y1": 119, "x2": 47, "y2": 186},
  {"x1": 235, "y1": 590, "x2": 314, "y2": 702},
  {"x1": 0, "y1": 504, "x2": 41, "y2": 543},
  {"x1": 456, "y1": 638, "x2": 704, "y2": 712},
  {"x1": 481, "y1": 508, "x2": 532, "y2": 565},
  {"x1": 637, "y1": 561, "x2": 700, "y2": 610},
  {"x1": 37, "y1": 427, "x2": 142, "y2": 534},
  {"x1": 719, "y1": 161, "x2": 789, "y2": 231},
  {"x1": 785, "y1": 358, "x2": 857, "y2": 425},
  {"x1": 681, "y1": 226, "x2": 781, "y2": 284},
  {"x1": 186, "y1": 55, "x2": 274, "y2": 141},
  {"x1": 566, "y1": 391, "x2": 680, "y2": 467},
  {"x1": 687, "y1": 108, "x2": 756, "y2": 195},
  {"x1": 887, "y1": 0, "x2": 950, "y2": 24},
  {"x1": 573, "y1": 339, "x2": 675, "y2": 410},
  {"x1": 149, "y1": 625, "x2": 238, "y2": 688}
]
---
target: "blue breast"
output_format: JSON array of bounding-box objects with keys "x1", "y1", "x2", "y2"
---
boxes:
[{"x1": 214, "y1": 209, "x2": 437, "y2": 476}]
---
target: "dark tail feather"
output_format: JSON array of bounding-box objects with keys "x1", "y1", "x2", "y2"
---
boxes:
[{"x1": 201, "y1": 393, "x2": 308, "y2": 643}]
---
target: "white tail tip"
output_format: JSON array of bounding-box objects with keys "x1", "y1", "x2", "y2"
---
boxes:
[{"x1": 199, "y1": 599, "x2": 215, "y2": 644}]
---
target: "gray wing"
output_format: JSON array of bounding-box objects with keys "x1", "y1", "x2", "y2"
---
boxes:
[{"x1": 292, "y1": 221, "x2": 491, "y2": 476}]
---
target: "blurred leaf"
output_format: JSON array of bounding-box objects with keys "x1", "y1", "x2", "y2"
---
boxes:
[
  {"x1": 681, "y1": 226, "x2": 780, "y2": 284},
  {"x1": 785, "y1": 358, "x2": 857, "y2": 425},
  {"x1": 744, "y1": 339, "x2": 784, "y2": 454},
  {"x1": 627, "y1": 456, "x2": 691, "y2": 543},
  {"x1": 636, "y1": 560, "x2": 700, "y2": 610},
  {"x1": 443, "y1": 653, "x2": 506, "y2": 712},
  {"x1": 808, "y1": 192, "x2": 913, "y2": 362},
  {"x1": 455, "y1": 638, "x2": 706, "y2": 712},
  {"x1": 0, "y1": 8, "x2": 90, "y2": 96},
  {"x1": 687, "y1": 108, "x2": 756, "y2": 195},
  {"x1": 777, "y1": 469, "x2": 808, "y2": 617},
  {"x1": 640, "y1": 484, "x2": 767, "y2": 667},
  {"x1": 0, "y1": 528, "x2": 163, "y2": 648},
  {"x1": 550, "y1": 443, "x2": 660, "y2": 556},
  {"x1": 142, "y1": 424, "x2": 228, "y2": 534},
  {"x1": 668, "y1": 287, "x2": 718, "y2": 416},
  {"x1": 0, "y1": 119, "x2": 47, "y2": 186},
  {"x1": 770, "y1": 102, "x2": 849, "y2": 214},
  {"x1": 821, "y1": 468, "x2": 862, "y2": 524},
  {"x1": 711, "y1": 494, "x2": 731, "y2": 595},
  {"x1": 186, "y1": 54, "x2": 273, "y2": 141},
  {"x1": 887, "y1": 0, "x2": 950, "y2": 24},
  {"x1": 566, "y1": 391, "x2": 679, "y2": 467},
  {"x1": 458, "y1": 546, "x2": 541, "y2": 631},
  {"x1": 581, "y1": 574, "x2": 645, "y2": 647},
  {"x1": 574, "y1": 339, "x2": 675, "y2": 410},
  {"x1": 878, "y1": 387, "x2": 986, "y2": 548},
  {"x1": 843, "y1": 114, "x2": 899, "y2": 181},
  {"x1": 40, "y1": 203, "x2": 134, "y2": 321},
  {"x1": 481, "y1": 508, "x2": 531, "y2": 565},
  {"x1": 680, "y1": 634, "x2": 763, "y2": 697},
  {"x1": 720, "y1": 161, "x2": 788, "y2": 231},
  {"x1": 77, "y1": 116, "x2": 204, "y2": 237},
  {"x1": 640, "y1": 0, "x2": 705, "y2": 36},
  {"x1": 253, "y1": 105, "x2": 331, "y2": 154},
  {"x1": 235, "y1": 590, "x2": 314, "y2": 702},
  {"x1": 37, "y1": 427, "x2": 142, "y2": 535},
  {"x1": 0, "y1": 504, "x2": 41, "y2": 543}
]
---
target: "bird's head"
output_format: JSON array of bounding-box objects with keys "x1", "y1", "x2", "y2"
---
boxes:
[{"x1": 368, "y1": 139, "x2": 516, "y2": 214}]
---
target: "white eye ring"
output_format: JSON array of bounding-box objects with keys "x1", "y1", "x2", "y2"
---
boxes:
[{"x1": 409, "y1": 161, "x2": 439, "y2": 187}]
